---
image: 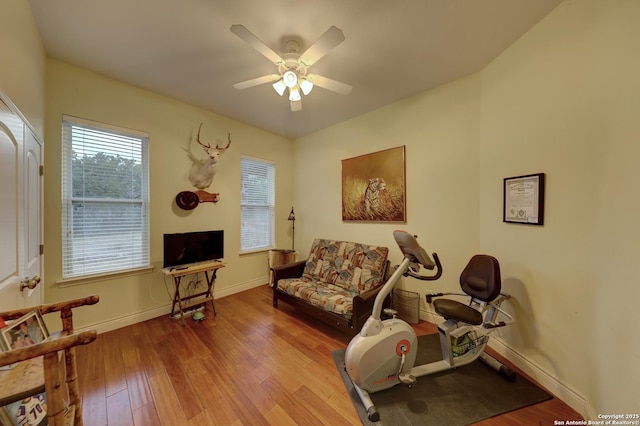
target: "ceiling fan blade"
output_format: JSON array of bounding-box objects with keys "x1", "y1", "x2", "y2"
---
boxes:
[
  {"x1": 299, "y1": 26, "x2": 345, "y2": 66},
  {"x1": 307, "y1": 74, "x2": 352, "y2": 95},
  {"x1": 230, "y1": 25, "x2": 284, "y2": 65},
  {"x1": 290, "y1": 100, "x2": 302, "y2": 112},
  {"x1": 233, "y1": 74, "x2": 281, "y2": 90}
]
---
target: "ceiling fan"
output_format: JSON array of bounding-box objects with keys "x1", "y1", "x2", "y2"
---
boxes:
[{"x1": 230, "y1": 24, "x2": 352, "y2": 112}]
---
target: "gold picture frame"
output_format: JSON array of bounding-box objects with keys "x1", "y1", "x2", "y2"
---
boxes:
[
  {"x1": 0, "y1": 309, "x2": 49, "y2": 351},
  {"x1": 342, "y1": 146, "x2": 406, "y2": 222}
]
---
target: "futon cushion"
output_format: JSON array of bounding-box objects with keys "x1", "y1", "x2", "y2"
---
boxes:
[
  {"x1": 301, "y1": 239, "x2": 389, "y2": 294},
  {"x1": 276, "y1": 279, "x2": 356, "y2": 318}
]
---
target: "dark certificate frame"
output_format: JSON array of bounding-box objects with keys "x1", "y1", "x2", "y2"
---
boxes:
[{"x1": 503, "y1": 173, "x2": 545, "y2": 225}]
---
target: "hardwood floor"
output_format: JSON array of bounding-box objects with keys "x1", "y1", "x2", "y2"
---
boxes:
[{"x1": 75, "y1": 285, "x2": 583, "y2": 425}]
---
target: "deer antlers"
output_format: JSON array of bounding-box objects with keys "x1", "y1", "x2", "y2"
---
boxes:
[{"x1": 196, "y1": 123, "x2": 231, "y2": 152}]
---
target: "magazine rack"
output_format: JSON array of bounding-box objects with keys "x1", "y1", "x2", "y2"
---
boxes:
[{"x1": 0, "y1": 295, "x2": 99, "y2": 426}]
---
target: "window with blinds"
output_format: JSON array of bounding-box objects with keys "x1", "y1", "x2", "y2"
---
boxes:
[
  {"x1": 61, "y1": 116, "x2": 150, "y2": 279},
  {"x1": 240, "y1": 156, "x2": 275, "y2": 252}
]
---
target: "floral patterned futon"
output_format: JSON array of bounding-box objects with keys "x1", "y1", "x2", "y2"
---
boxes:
[{"x1": 276, "y1": 239, "x2": 389, "y2": 318}]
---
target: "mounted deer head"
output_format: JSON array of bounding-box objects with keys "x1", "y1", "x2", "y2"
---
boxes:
[
  {"x1": 195, "y1": 123, "x2": 231, "y2": 160},
  {"x1": 186, "y1": 123, "x2": 231, "y2": 190}
]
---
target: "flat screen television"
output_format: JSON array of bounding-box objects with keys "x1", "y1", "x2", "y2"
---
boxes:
[{"x1": 163, "y1": 230, "x2": 224, "y2": 268}]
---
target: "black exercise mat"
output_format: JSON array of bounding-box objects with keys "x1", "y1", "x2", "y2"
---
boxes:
[{"x1": 332, "y1": 333, "x2": 552, "y2": 425}]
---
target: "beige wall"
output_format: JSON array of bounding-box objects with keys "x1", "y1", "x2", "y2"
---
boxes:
[
  {"x1": 5, "y1": 0, "x2": 639, "y2": 418},
  {"x1": 44, "y1": 59, "x2": 294, "y2": 331},
  {"x1": 0, "y1": 0, "x2": 45, "y2": 137},
  {"x1": 293, "y1": 0, "x2": 640, "y2": 418},
  {"x1": 478, "y1": 0, "x2": 640, "y2": 417},
  {"x1": 294, "y1": 73, "x2": 482, "y2": 310}
]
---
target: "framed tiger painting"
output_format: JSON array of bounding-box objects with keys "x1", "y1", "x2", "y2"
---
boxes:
[{"x1": 341, "y1": 145, "x2": 406, "y2": 222}]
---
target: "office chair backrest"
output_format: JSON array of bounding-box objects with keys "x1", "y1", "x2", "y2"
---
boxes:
[{"x1": 459, "y1": 254, "x2": 502, "y2": 302}]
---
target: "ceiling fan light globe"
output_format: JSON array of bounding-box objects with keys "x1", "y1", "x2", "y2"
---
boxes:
[
  {"x1": 283, "y1": 70, "x2": 298, "y2": 88},
  {"x1": 289, "y1": 86, "x2": 301, "y2": 102},
  {"x1": 300, "y1": 79, "x2": 314, "y2": 95},
  {"x1": 272, "y1": 80, "x2": 286, "y2": 96}
]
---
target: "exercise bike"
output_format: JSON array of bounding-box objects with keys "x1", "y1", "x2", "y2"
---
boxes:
[{"x1": 344, "y1": 230, "x2": 515, "y2": 422}]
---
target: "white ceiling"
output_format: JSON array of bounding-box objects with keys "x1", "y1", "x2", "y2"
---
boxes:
[{"x1": 28, "y1": 0, "x2": 562, "y2": 139}]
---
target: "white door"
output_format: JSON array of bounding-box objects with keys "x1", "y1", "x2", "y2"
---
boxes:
[
  {"x1": 24, "y1": 129, "x2": 44, "y2": 304},
  {"x1": 0, "y1": 99, "x2": 43, "y2": 312}
]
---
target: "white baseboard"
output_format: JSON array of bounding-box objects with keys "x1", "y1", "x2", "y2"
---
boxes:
[
  {"x1": 214, "y1": 275, "x2": 268, "y2": 299},
  {"x1": 85, "y1": 304, "x2": 172, "y2": 334},
  {"x1": 420, "y1": 307, "x2": 593, "y2": 418},
  {"x1": 420, "y1": 307, "x2": 439, "y2": 324},
  {"x1": 488, "y1": 336, "x2": 592, "y2": 418},
  {"x1": 81, "y1": 276, "x2": 269, "y2": 334}
]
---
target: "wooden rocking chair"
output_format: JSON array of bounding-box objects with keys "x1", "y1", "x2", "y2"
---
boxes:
[{"x1": 0, "y1": 295, "x2": 99, "y2": 426}]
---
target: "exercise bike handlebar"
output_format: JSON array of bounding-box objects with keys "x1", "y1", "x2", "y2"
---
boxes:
[
  {"x1": 392, "y1": 230, "x2": 442, "y2": 281},
  {"x1": 404, "y1": 252, "x2": 443, "y2": 281},
  {"x1": 393, "y1": 230, "x2": 436, "y2": 269}
]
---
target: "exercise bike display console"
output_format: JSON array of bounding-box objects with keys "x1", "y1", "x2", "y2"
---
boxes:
[{"x1": 344, "y1": 230, "x2": 515, "y2": 422}]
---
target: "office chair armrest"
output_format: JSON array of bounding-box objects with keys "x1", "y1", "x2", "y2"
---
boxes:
[
  {"x1": 483, "y1": 302, "x2": 515, "y2": 328},
  {"x1": 493, "y1": 292, "x2": 511, "y2": 305}
]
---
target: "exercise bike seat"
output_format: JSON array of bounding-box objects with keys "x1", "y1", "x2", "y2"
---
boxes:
[
  {"x1": 433, "y1": 254, "x2": 502, "y2": 325},
  {"x1": 433, "y1": 299, "x2": 483, "y2": 325}
]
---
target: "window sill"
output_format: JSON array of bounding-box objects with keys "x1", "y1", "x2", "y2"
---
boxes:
[
  {"x1": 239, "y1": 247, "x2": 275, "y2": 256},
  {"x1": 56, "y1": 266, "x2": 154, "y2": 288}
]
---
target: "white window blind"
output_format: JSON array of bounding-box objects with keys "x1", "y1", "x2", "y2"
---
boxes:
[
  {"x1": 240, "y1": 156, "x2": 275, "y2": 252},
  {"x1": 61, "y1": 116, "x2": 150, "y2": 279}
]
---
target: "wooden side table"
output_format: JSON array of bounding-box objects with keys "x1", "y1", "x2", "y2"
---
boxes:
[
  {"x1": 268, "y1": 249, "x2": 296, "y2": 286},
  {"x1": 162, "y1": 260, "x2": 225, "y2": 325}
]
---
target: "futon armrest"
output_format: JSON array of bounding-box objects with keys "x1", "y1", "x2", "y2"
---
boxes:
[
  {"x1": 357, "y1": 285, "x2": 384, "y2": 302},
  {"x1": 271, "y1": 260, "x2": 306, "y2": 284}
]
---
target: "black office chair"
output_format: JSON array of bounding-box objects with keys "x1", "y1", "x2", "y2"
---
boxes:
[
  {"x1": 425, "y1": 254, "x2": 515, "y2": 381},
  {"x1": 431, "y1": 254, "x2": 502, "y2": 326}
]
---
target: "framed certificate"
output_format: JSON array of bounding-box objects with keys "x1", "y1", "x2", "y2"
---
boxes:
[{"x1": 503, "y1": 173, "x2": 545, "y2": 225}]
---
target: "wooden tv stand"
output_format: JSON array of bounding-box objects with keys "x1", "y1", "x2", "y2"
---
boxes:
[{"x1": 162, "y1": 260, "x2": 225, "y2": 325}]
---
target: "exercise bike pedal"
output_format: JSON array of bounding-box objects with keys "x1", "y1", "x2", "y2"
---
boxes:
[
  {"x1": 398, "y1": 372, "x2": 417, "y2": 387},
  {"x1": 383, "y1": 308, "x2": 398, "y2": 319}
]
